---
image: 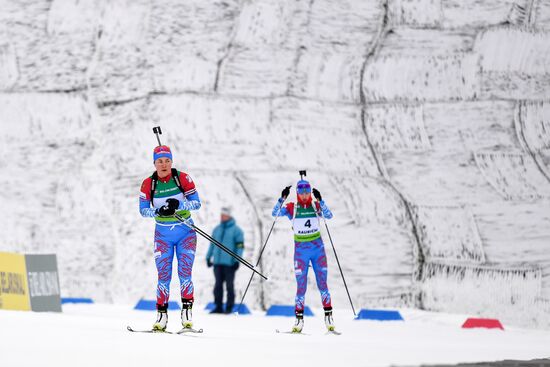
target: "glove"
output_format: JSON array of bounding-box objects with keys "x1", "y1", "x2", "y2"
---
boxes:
[
  {"x1": 281, "y1": 185, "x2": 291, "y2": 200},
  {"x1": 207, "y1": 258, "x2": 213, "y2": 268},
  {"x1": 312, "y1": 188, "x2": 322, "y2": 201},
  {"x1": 157, "y1": 204, "x2": 176, "y2": 217},
  {"x1": 166, "y1": 198, "x2": 180, "y2": 211},
  {"x1": 232, "y1": 262, "x2": 239, "y2": 270},
  {"x1": 157, "y1": 198, "x2": 179, "y2": 216}
]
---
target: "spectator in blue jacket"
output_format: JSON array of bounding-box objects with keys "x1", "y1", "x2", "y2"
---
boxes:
[{"x1": 206, "y1": 207, "x2": 244, "y2": 314}]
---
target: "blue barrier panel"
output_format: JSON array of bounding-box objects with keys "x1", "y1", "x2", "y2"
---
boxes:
[
  {"x1": 356, "y1": 309, "x2": 404, "y2": 321},
  {"x1": 204, "y1": 302, "x2": 251, "y2": 314},
  {"x1": 61, "y1": 298, "x2": 94, "y2": 304},
  {"x1": 266, "y1": 305, "x2": 314, "y2": 317},
  {"x1": 134, "y1": 299, "x2": 180, "y2": 311}
]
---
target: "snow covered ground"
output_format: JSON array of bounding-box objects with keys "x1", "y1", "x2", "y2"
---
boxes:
[{"x1": 1, "y1": 304, "x2": 549, "y2": 367}]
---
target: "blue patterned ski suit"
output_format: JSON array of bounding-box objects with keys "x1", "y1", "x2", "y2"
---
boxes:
[
  {"x1": 140, "y1": 170, "x2": 201, "y2": 306},
  {"x1": 272, "y1": 198, "x2": 333, "y2": 312}
]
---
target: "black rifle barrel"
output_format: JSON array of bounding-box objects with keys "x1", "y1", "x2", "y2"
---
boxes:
[{"x1": 153, "y1": 128, "x2": 162, "y2": 146}]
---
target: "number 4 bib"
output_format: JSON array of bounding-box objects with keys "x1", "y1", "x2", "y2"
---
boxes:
[{"x1": 292, "y1": 204, "x2": 321, "y2": 242}]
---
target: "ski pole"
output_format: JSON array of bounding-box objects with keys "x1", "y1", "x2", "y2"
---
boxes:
[
  {"x1": 173, "y1": 213, "x2": 268, "y2": 281},
  {"x1": 236, "y1": 195, "x2": 289, "y2": 315},
  {"x1": 150, "y1": 127, "x2": 265, "y2": 277},
  {"x1": 321, "y1": 213, "x2": 357, "y2": 317}
]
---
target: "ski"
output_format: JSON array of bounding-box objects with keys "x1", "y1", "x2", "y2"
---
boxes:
[
  {"x1": 127, "y1": 326, "x2": 203, "y2": 334},
  {"x1": 176, "y1": 327, "x2": 203, "y2": 334},
  {"x1": 275, "y1": 328, "x2": 341, "y2": 335},
  {"x1": 127, "y1": 326, "x2": 173, "y2": 334},
  {"x1": 275, "y1": 329, "x2": 309, "y2": 335}
]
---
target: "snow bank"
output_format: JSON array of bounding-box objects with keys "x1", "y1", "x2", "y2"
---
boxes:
[
  {"x1": 474, "y1": 151, "x2": 550, "y2": 200},
  {"x1": 99, "y1": 0, "x2": 151, "y2": 45},
  {"x1": 148, "y1": 0, "x2": 238, "y2": 95},
  {"x1": 439, "y1": 0, "x2": 529, "y2": 28},
  {"x1": 0, "y1": 43, "x2": 17, "y2": 90},
  {"x1": 476, "y1": 28, "x2": 550, "y2": 74},
  {"x1": 475, "y1": 28, "x2": 550, "y2": 99},
  {"x1": 388, "y1": 0, "x2": 528, "y2": 28},
  {"x1": 217, "y1": 46, "x2": 295, "y2": 97},
  {"x1": 379, "y1": 29, "x2": 477, "y2": 57},
  {"x1": 306, "y1": 0, "x2": 382, "y2": 49},
  {"x1": 363, "y1": 53, "x2": 480, "y2": 102},
  {"x1": 517, "y1": 101, "x2": 550, "y2": 152},
  {"x1": 287, "y1": 0, "x2": 383, "y2": 103},
  {"x1": 388, "y1": 0, "x2": 442, "y2": 28},
  {"x1": 379, "y1": 100, "x2": 546, "y2": 202},
  {"x1": 378, "y1": 101, "x2": 517, "y2": 204},
  {"x1": 373, "y1": 98, "x2": 550, "y2": 327},
  {"x1": 421, "y1": 261, "x2": 548, "y2": 328},
  {"x1": 411, "y1": 204, "x2": 485, "y2": 262},
  {"x1": 270, "y1": 98, "x2": 380, "y2": 176},
  {"x1": 290, "y1": 50, "x2": 364, "y2": 103},
  {"x1": 148, "y1": 94, "x2": 272, "y2": 171},
  {"x1": 0, "y1": 0, "x2": 94, "y2": 92},
  {"x1": 232, "y1": 0, "x2": 306, "y2": 48},
  {"x1": 46, "y1": 0, "x2": 99, "y2": 36},
  {"x1": 535, "y1": 0, "x2": 550, "y2": 30},
  {"x1": 364, "y1": 104, "x2": 431, "y2": 152}
]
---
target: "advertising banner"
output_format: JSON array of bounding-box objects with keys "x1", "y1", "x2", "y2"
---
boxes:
[
  {"x1": 0, "y1": 252, "x2": 61, "y2": 312},
  {"x1": 0, "y1": 252, "x2": 31, "y2": 311},
  {"x1": 25, "y1": 254, "x2": 62, "y2": 312}
]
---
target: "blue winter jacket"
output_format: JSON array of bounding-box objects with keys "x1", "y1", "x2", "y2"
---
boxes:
[{"x1": 206, "y1": 218, "x2": 244, "y2": 266}]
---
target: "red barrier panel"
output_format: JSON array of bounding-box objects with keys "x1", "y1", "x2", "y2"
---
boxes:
[{"x1": 462, "y1": 318, "x2": 504, "y2": 330}]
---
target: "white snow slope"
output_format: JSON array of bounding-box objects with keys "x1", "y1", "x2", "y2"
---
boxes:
[
  {"x1": 1, "y1": 0, "x2": 550, "y2": 331},
  {"x1": 1, "y1": 304, "x2": 550, "y2": 367}
]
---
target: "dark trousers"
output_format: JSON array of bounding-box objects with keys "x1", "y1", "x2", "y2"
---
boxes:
[{"x1": 213, "y1": 265, "x2": 236, "y2": 312}]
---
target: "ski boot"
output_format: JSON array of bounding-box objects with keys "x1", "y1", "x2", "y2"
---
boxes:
[
  {"x1": 292, "y1": 310, "x2": 304, "y2": 333},
  {"x1": 181, "y1": 298, "x2": 193, "y2": 329},
  {"x1": 324, "y1": 307, "x2": 335, "y2": 332},
  {"x1": 152, "y1": 303, "x2": 168, "y2": 332}
]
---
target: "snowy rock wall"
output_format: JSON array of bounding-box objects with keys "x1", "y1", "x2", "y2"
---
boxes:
[{"x1": 0, "y1": 0, "x2": 549, "y2": 328}]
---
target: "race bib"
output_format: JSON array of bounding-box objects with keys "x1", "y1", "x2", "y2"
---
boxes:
[{"x1": 293, "y1": 217, "x2": 320, "y2": 236}]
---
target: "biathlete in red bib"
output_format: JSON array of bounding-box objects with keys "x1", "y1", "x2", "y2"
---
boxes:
[
  {"x1": 139, "y1": 145, "x2": 201, "y2": 331},
  {"x1": 271, "y1": 178, "x2": 336, "y2": 333}
]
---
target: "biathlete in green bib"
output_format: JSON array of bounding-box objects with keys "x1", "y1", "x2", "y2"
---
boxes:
[
  {"x1": 139, "y1": 145, "x2": 201, "y2": 332},
  {"x1": 271, "y1": 179, "x2": 336, "y2": 333}
]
